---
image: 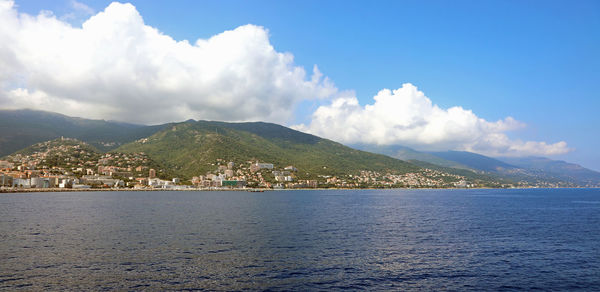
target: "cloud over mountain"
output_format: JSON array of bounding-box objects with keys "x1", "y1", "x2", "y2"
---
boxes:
[
  {"x1": 294, "y1": 83, "x2": 571, "y2": 157},
  {"x1": 0, "y1": 1, "x2": 336, "y2": 124},
  {"x1": 0, "y1": 1, "x2": 571, "y2": 157}
]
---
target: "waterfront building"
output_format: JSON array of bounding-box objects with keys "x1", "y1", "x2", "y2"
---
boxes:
[{"x1": 0, "y1": 175, "x2": 13, "y2": 186}]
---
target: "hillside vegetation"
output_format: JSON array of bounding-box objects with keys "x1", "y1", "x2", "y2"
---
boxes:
[
  {"x1": 116, "y1": 120, "x2": 421, "y2": 179},
  {"x1": 5, "y1": 109, "x2": 598, "y2": 187},
  {"x1": 353, "y1": 144, "x2": 474, "y2": 170},
  {"x1": 0, "y1": 109, "x2": 166, "y2": 155}
]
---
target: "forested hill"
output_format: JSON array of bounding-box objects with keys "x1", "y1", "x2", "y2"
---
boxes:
[
  {"x1": 116, "y1": 120, "x2": 421, "y2": 179},
  {"x1": 0, "y1": 109, "x2": 166, "y2": 155}
]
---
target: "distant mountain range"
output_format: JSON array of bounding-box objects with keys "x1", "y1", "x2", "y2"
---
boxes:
[
  {"x1": 2, "y1": 109, "x2": 599, "y2": 187},
  {"x1": 498, "y1": 156, "x2": 600, "y2": 186},
  {"x1": 352, "y1": 144, "x2": 600, "y2": 187},
  {"x1": 351, "y1": 144, "x2": 473, "y2": 170}
]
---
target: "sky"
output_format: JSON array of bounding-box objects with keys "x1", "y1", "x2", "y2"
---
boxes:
[{"x1": 1, "y1": 0, "x2": 599, "y2": 170}]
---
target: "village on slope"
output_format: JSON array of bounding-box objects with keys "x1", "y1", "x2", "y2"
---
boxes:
[{"x1": 0, "y1": 138, "x2": 483, "y2": 191}]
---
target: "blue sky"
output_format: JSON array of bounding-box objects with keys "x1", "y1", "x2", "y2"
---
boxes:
[{"x1": 7, "y1": 0, "x2": 600, "y2": 170}]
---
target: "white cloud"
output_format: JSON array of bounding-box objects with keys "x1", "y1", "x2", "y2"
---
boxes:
[
  {"x1": 0, "y1": 1, "x2": 337, "y2": 124},
  {"x1": 294, "y1": 83, "x2": 571, "y2": 157},
  {"x1": 0, "y1": 1, "x2": 571, "y2": 157}
]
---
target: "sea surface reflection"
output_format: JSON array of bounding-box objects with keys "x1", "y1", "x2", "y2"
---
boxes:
[{"x1": 1, "y1": 189, "x2": 599, "y2": 290}]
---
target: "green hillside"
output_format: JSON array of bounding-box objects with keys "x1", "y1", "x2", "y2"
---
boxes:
[
  {"x1": 4, "y1": 109, "x2": 594, "y2": 187},
  {"x1": 6, "y1": 138, "x2": 102, "y2": 171},
  {"x1": 4, "y1": 137, "x2": 174, "y2": 181},
  {"x1": 11, "y1": 137, "x2": 101, "y2": 156},
  {"x1": 116, "y1": 120, "x2": 421, "y2": 179},
  {"x1": 0, "y1": 109, "x2": 166, "y2": 155}
]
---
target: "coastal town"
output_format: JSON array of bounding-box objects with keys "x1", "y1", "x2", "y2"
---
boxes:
[{"x1": 0, "y1": 138, "x2": 498, "y2": 191}]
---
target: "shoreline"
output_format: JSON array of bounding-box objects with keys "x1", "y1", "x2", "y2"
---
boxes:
[{"x1": 1, "y1": 186, "x2": 598, "y2": 193}]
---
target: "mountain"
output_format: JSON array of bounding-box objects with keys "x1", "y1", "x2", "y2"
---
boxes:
[
  {"x1": 0, "y1": 109, "x2": 166, "y2": 156},
  {"x1": 351, "y1": 146, "x2": 519, "y2": 174},
  {"x1": 428, "y1": 151, "x2": 518, "y2": 172},
  {"x1": 406, "y1": 159, "x2": 513, "y2": 187},
  {"x1": 423, "y1": 151, "x2": 562, "y2": 185},
  {"x1": 3, "y1": 109, "x2": 598, "y2": 187},
  {"x1": 6, "y1": 138, "x2": 103, "y2": 173},
  {"x1": 426, "y1": 151, "x2": 600, "y2": 186},
  {"x1": 4, "y1": 137, "x2": 173, "y2": 180},
  {"x1": 499, "y1": 156, "x2": 600, "y2": 186},
  {"x1": 11, "y1": 137, "x2": 101, "y2": 157},
  {"x1": 355, "y1": 145, "x2": 600, "y2": 187},
  {"x1": 115, "y1": 120, "x2": 421, "y2": 179},
  {"x1": 352, "y1": 145, "x2": 516, "y2": 186},
  {"x1": 352, "y1": 144, "x2": 473, "y2": 170}
]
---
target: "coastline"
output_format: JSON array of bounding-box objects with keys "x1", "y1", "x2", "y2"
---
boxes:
[{"x1": 2, "y1": 186, "x2": 597, "y2": 193}]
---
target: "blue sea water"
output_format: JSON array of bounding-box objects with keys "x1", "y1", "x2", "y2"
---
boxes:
[{"x1": 0, "y1": 188, "x2": 599, "y2": 290}]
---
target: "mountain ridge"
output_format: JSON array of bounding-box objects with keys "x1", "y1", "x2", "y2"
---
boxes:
[
  {"x1": 351, "y1": 144, "x2": 475, "y2": 171},
  {"x1": 356, "y1": 145, "x2": 600, "y2": 187},
  {"x1": 2, "y1": 109, "x2": 598, "y2": 187},
  {"x1": 115, "y1": 120, "x2": 422, "y2": 180},
  {"x1": 0, "y1": 109, "x2": 167, "y2": 155}
]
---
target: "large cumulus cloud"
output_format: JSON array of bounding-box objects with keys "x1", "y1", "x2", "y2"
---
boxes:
[
  {"x1": 294, "y1": 83, "x2": 571, "y2": 157},
  {"x1": 0, "y1": 1, "x2": 571, "y2": 157},
  {"x1": 0, "y1": 0, "x2": 336, "y2": 124}
]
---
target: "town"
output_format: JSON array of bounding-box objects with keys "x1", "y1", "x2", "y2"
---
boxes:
[{"x1": 0, "y1": 138, "x2": 499, "y2": 191}]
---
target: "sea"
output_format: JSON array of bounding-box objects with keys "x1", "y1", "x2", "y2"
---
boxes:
[{"x1": 1, "y1": 188, "x2": 599, "y2": 291}]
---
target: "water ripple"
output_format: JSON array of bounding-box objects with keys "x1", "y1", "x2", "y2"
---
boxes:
[{"x1": 0, "y1": 189, "x2": 598, "y2": 290}]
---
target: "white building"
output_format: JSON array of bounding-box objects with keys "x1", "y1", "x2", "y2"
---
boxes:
[
  {"x1": 13, "y1": 178, "x2": 31, "y2": 188},
  {"x1": 251, "y1": 162, "x2": 274, "y2": 172}
]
